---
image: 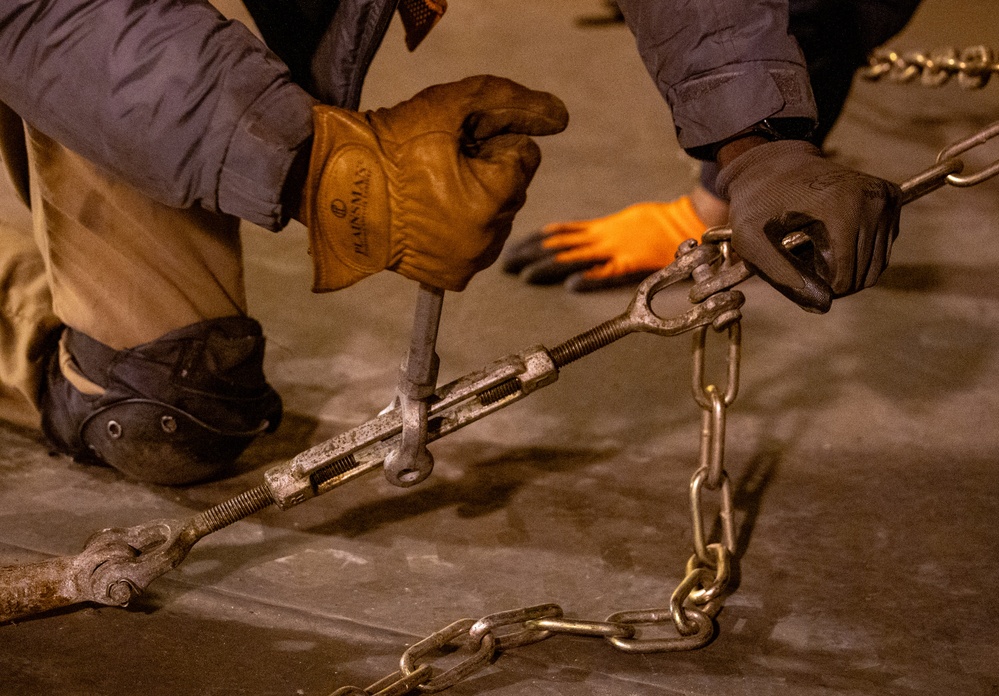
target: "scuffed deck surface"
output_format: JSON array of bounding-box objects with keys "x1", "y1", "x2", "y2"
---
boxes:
[{"x1": 2, "y1": 2, "x2": 998, "y2": 694}]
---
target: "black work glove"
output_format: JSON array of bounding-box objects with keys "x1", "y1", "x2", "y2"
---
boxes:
[{"x1": 716, "y1": 140, "x2": 902, "y2": 313}]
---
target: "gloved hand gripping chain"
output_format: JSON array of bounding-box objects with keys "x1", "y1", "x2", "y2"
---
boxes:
[{"x1": 3, "y1": 118, "x2": 999, "y2": 696}]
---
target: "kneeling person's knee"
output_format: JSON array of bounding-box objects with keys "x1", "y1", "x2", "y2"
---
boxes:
[{"x1": 40, "y1": 317, "x2": 282, "y2": 485}]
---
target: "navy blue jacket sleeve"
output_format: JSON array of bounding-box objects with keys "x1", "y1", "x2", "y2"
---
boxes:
[
  {"x1": 0, "y1": 0, "x2": 316, "y2": 230},
  {"x1": 616, "y1": 0, "x2": 818, "y2": 153}
]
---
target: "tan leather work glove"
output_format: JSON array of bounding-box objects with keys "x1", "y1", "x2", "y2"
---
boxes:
[{"x1": 297, "y1": 75, "x2": 569, "y2": 292}]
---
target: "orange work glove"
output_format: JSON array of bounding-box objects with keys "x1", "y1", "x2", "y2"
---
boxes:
[
  {"x1": 502, "y1": 196, "x2": 708, "y2": 291},
  {"x1": 297, "y1": 75, "x2": 569, "y2": 292}
]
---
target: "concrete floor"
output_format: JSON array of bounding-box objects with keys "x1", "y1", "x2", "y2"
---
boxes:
[{"x1": 3, "y1": 1, "x2": 999, "y2": 694}]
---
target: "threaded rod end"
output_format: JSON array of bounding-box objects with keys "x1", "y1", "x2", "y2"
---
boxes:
[
  {"x1": 548, "y1": 318, "x2": 630, "y2": 368},
  {"x1": 195, "y1": 485, "x2": 274, "y2": 534}
]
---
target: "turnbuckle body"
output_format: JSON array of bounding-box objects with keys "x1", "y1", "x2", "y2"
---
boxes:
[
  {"x1": 264, "y1": 249, "x2": 744, "y2": 511},
  {"x1": 263, "y1": 344, "x2": 560, "y2": 509}
]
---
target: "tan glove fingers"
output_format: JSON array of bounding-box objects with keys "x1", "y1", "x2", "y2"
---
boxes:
[
  {"x1": 399, "y1": 230, "x2": 508, "y2": 292},
  {"x1": 372, "y1": 76, "x2": 567, "y2": 141},
  {"x1": 414, "y1": 75, "x2": 568, "y2": 138},
  {"x1": 389, "y1": 171, "x2": 515, "y2": 291},
  {"x1": 474, "y1": 131, "x2": 542, "y2": 168},
  {"x1": 461, "y1": 83, "x2": 569, "y2": 138},
  {"x1": 467, "y1": 133, "x2": 542, "y2": 201}
]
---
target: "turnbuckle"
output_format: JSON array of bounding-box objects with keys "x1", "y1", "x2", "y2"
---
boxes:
[
  {"x1": 1, "y1": 238, "x2": 743, "y2": 623},
  {"x1": 264, "y1": 243, "x2": 743, "y2": 510}
]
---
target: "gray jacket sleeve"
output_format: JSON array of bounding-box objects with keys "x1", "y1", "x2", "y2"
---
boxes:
[
  {"x1": 0, "y1": 0, "x2": 316, "y2": 230},
  {"x1": 616, "y1": 0, "x2": 818, "y2": 154}
]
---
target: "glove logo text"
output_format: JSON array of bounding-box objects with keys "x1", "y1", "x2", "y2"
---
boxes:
[
  {"x1": 329, "y1": 199, "x2": 347, "y2": 219},
  {"x1": 321, "y1": 144, "x2": 390, "y2": 275},
  {"x1": 348, "y1": 165, "x2": 372, "y2": 258}
]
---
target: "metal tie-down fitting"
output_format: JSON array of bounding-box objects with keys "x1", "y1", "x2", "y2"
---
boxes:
[{"x1": 384, "y1": 284, "x2": 445, "y2": 487}]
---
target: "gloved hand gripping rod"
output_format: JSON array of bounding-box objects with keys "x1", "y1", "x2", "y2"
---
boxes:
[{"x1": 689, "y1": 117, "x2": 999, "y2": 304}]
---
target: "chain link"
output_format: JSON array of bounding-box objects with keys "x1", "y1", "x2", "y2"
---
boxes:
[
  {"x1": 328, "y1": 115, "x2": 999, "y2": 696},
  {"x1": 692, "y1": 322, "x2": 741, "y2": 489},
  {"x1": 330, "y1": 665, "x2": 435, "y2": 696},
  {"x1": 690, "y1": 467, "x2": 737, "y2": 567},
  {"x1": 687, "y1": 543, "x2": 732, "y2": 608},
  {"x1": 400, "y1": 619, "x2": 498, "y2": 693},
  {"x1": 935, "y1": 119, "x2": 999, "y2": 188},
  {"x1": 329, "y1": 266, "x2": 742, "y2": 694},
  {"x1": 522, "y1": 616, "x2": 635, "y2": 639},
  {"x1": 862, "y1": 46, "x2": 999, "y2": 88},
  {"x1": 468, "y1": 604, "x2": 562, "y2": 651}
]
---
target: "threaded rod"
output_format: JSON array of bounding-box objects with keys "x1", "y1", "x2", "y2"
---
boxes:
[
  {"x1": 195, "y1": 485, "x2": 275, "y2": 534},
  {"x1": 311, "y1": 454, "x2": 361, "y2": 488},
  {"x1": 548, "y1": 317, "x2": 630, "y2": 368},
  {"x1": 479, "y1": 378, "x2": 521, "y2": 405}
]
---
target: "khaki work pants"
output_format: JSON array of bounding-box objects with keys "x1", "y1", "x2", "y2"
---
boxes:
[{"x1": 0, "y1": 107, "x2": 249, "y2": 430}]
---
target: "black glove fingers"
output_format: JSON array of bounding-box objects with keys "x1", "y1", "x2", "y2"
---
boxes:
[
  {"x1": 746, "y1": 218, "x2": 814, "y2": 290},
  {"x1": 856, "y1": 180, "x2": 902, "y2": 289},
  {"x1": 859, "y1": 209, "x2": 895, "y2": 289},
  {"x1": 747, "y1": 215, "x2": 833, "y2": 312},
  {"x1": 501, "y1": 229, "x2": 605, "y2": 284},
  {"x1": 501, "y1": 230, "x2": 549, "y2": 275},
  {"x1": 522, "y1": 256, "x2": 602, "y2": 285}
]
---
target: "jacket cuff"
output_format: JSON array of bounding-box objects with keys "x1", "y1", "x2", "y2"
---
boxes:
[
  {"x1": 715, "y1": 139, "x2": 822, "y2": 200},
  {"x1": 217, "y1": 81, "x2": 317, "y2": 231},
  {"x1": 667, "y1": 61, "x2": 817, "y2": 157}
]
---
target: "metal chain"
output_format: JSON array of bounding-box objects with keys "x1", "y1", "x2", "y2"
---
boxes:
[
  {"x1": 862, "y1": 45, "x2": 999, "y2": 88},
  {"x1": 328, "y1": 114, "x2": 999, "y2": 696},
  {"x1": 329, "y1": 259, "x2": 743, "y2": 695}
]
